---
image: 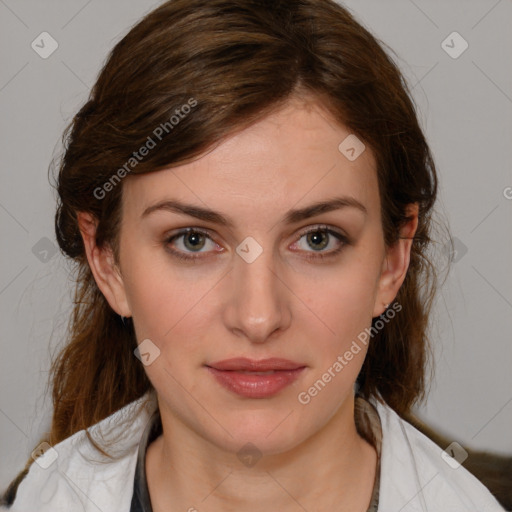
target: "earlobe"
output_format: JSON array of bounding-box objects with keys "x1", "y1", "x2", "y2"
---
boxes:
[
  {"x1": 77, "y1": 212, "x2": 132, "y2": 318},
  {"x1": 373, "y1": 204, "x2": 419, "y2": 317}
]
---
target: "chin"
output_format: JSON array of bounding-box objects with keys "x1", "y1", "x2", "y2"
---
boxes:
[{"x1": 204, "y1": 408, "x2": 311, "y2": 457}]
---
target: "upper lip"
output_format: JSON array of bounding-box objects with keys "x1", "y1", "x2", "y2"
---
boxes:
[{"x1": 207, "y1": 358, "x2": 305, "y2": 371}]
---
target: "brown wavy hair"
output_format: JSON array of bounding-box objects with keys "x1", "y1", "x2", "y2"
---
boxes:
[{"x1": 3, "y1": 0, "x2": 440, "y2": 503}]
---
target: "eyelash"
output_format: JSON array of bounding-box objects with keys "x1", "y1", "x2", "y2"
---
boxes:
[{"x1": 163, "y1": 225, "x2": 349, "y2": 263}]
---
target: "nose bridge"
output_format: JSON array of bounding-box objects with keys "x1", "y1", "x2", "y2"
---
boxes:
[{"x1": 227, "y1": 235, "x2": 290, "y2": 342}]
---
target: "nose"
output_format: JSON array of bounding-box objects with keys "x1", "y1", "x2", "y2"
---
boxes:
[{"x1": 222, "y1": 242, "x2": 292, "y2": 344}]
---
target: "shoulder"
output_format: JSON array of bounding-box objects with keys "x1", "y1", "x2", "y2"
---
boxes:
[
  {"x1": 4, "y1": 391, "x2": 157, "y2": 512},
  {"x1": 371, "y1": 398, "x2": 506, "y2": 512}
]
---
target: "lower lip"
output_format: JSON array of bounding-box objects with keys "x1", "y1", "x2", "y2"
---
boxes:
[{"x1": 206, "y1": 367, "x2": 305, "y2": 398}]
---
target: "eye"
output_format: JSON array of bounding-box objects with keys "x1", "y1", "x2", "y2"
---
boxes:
[
  {"x1": 164, "y1": 225, "x2": 349, "y2": 263},
  {"x1": 291, "y1": 225, "x2": 349, "y2": 260},
  {"x1": 164, "y1": 228, "x2": 221, "y2": 262}
]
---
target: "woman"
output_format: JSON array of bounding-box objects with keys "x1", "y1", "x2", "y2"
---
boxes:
[{"x1": 1, "y1": 0, "x2": 506, "y2": 510}]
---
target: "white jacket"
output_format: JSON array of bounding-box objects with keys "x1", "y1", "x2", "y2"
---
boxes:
[{"x1": 3, "y1": 391, "x2": 505, "y2": 512}]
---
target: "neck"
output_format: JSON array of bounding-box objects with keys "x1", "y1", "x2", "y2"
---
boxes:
[{"x1": 146, "y1": 394, "x2": 377, "y2": 512}]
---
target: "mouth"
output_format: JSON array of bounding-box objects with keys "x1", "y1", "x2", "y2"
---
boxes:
[
  {"x1": 207, "y1": 357, "x2": 305, "y2": 371},
  {"x1": 205, "y1": 358, "x2": 306, "y2": 398}
]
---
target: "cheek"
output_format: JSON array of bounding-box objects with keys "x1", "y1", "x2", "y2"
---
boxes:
[
  {"x1": 122, "y1": 251, "x2": 221, "y2": 358},
  {"x1": 127, "y1": 276, "x2": 205, "y2": 339},
  {"x1": 295, "y1": 270, "x2": 379, "y2": 408},
  {"x1": 122, "y1": 226, "x2": 383, "y2": 355},
  {"x1": 292, "y1": 253, "x2": 383, "y2": 404},
  {"x1": 300, "y1": 256, "x2": 382, "y2": 340}
]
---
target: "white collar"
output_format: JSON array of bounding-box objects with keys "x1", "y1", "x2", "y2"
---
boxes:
[{"x1": 7, "y1": 391, "x2": 504, "y2": 511}]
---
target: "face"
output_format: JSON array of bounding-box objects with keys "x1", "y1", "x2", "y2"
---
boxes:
[{"x1": 81, "y1": 96, "x2": 414, "y2": 456}]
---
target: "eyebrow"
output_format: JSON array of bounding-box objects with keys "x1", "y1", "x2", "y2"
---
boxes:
[{"x1": 141, "y1": 196, "x2": 367, "y2": 227}]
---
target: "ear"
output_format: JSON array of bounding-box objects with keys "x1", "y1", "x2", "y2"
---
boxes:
[
  {"x1": 77, "y1": 212, "x2": 132, "y2": 318},
  {"x1": 373, "y1": 203, "x2": 419, "y2": 317}
]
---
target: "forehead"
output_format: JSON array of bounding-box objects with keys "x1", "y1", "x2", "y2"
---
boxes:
[{"x1": 122, "y1": 97, "x2": 379, "y2": 225}]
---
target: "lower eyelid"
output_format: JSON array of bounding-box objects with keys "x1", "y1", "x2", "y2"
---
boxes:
[
  {"x1": 165, "y1": 232, "x2": 218, "y2": 256},
  {"x1": 165, "y1": 227, "x2": 348, "y2": 259},
  {"x1": 293, "y1": 228, "x2": 348, "y2": 247},
  {"x1": 295, "y1": 230, "x2": 348, "y2": 262}
]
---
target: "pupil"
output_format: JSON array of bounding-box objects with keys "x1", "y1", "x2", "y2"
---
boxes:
[
  {"x1": 185, "y1": 232, "x2": 204, "y2": 251},
  {"x1": 308, "y1": 231, "x2": 328, "y2": 251}
]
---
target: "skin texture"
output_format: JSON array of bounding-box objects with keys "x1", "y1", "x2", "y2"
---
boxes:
[{"x1": 78, "y1": 96, "x2": 418, "y2": 512}]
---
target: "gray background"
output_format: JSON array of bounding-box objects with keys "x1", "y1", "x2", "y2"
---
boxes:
[{"x1": 1, "y1": 0, "x2": 511, "y2": 490}]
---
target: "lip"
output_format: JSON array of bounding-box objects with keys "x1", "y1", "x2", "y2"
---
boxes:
[
  {"x1": 208, "y1": 357, "x2": 304, "y2": 371},
  {"x1": 206, "y1": 358, "x2": 306, "y2": 399}
]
